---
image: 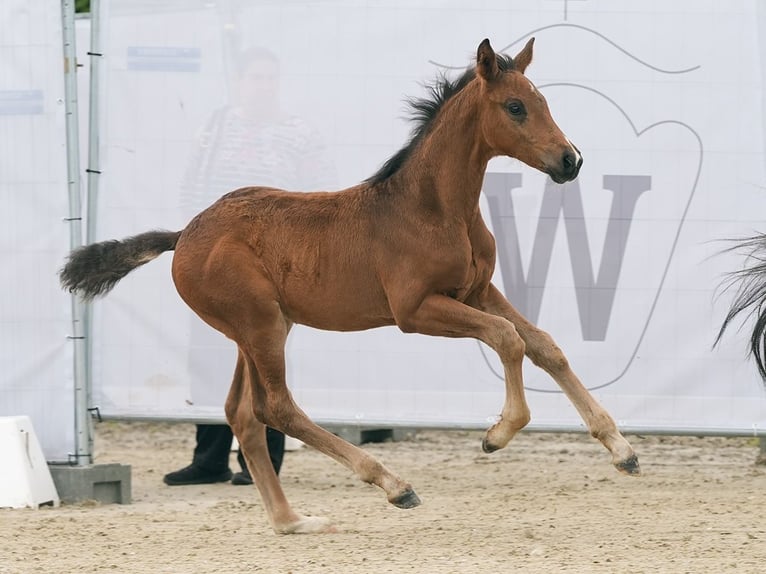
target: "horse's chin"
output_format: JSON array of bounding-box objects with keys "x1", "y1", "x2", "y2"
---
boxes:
[
  {"x1": 548, "y1": 172, "x2": 571, "y2": 185},
  {"x1": 548, "y1": 167, "x2": 581, "y2": 185}
]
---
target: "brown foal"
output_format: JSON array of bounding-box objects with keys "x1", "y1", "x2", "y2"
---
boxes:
[{"x1": 61, "y1": 38, "x2": 639, "y2": 534}]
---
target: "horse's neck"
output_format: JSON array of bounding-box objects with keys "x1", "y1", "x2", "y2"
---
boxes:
[{"x1": 407, "y1": 89, "x2": 492, "y2": 222}]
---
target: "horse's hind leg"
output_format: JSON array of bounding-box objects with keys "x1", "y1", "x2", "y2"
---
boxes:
[
  {"x1": 225, "y1": 350, "x2": 333, "y2": 534},
  {"x1": 482, "y1": 284, "x2": 640, "y2": 475},
  {"x1": 179, "y1": 245, "x2": 418, "y2": 530},
  {"x1": 232, "y1": 297, "x2": 420, "y2": 522}
]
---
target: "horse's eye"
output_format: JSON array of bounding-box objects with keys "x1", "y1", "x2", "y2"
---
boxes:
[{"x1": 506, "y1": 101, "x2": 525, "y2": 116}]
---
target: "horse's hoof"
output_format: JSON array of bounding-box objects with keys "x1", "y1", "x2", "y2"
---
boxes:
[
  {"x1": 390, "y1": 488, "x2": 422, "y2": 509},
  {"x1": 274, "y1": 515, "x2": 336, "y2": 535},
  {"x1": 481, "y1": 436, "x2": 500, "y2": 453},
  {"x1": 614, "y1": 454, "x2": 641, "y2": 476}
]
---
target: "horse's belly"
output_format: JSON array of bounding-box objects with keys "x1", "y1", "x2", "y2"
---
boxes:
[{"x1": 280, "y1": 275, "x2": 394, "y2": 332}]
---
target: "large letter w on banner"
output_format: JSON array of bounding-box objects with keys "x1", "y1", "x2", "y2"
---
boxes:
[{"x1": 484, "y1": 174, "x2": 650, "y2": 341}]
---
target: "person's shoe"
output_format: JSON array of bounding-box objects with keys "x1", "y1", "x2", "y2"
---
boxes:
[
  {"x1": 231, "y1": 469, "x2": 253, "y2": 486},
  {"x1": 163, "y1": 464, "x2": 232, "y2": 486}
]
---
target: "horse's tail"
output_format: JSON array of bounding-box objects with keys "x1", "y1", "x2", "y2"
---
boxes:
[
  {"x1": 716, "y1": 233, "x2": 766, "y2": 383},
  {"x1": 59, "y1": 230, "x2": 182, "y2": 301}
]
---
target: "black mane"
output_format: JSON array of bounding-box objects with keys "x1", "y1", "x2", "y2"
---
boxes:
[{"x1": 366, "y1": 53, "x2": 516, "y2": 185}]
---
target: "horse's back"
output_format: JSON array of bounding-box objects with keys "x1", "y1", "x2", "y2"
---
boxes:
[{"x1": 173, "y1": 185, "x2": 395, "y2": 331}]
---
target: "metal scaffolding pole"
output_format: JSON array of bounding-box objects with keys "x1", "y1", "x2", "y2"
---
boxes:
[
  {"x1": 84, "y1": 0, "x2": 102, "y2": 432},
  {"x1": 61, "y1": 0, "x2": 91, "y2": 465}
]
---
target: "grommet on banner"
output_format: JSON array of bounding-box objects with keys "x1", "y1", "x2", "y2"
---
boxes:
[{"x1": 0, "y1": 416, "x2": 60, "y2": 509}]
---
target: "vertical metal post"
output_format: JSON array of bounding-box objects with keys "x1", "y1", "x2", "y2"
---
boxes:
[
  {"x1": 86, "y1": 0, "x2": 101, "y2": 247},
  {"x1": 84, "y1": 0, "x2": 102, "y2": 435},
  {"x1": 61, "y1": 0, "x2": 91, "y2": 465}
]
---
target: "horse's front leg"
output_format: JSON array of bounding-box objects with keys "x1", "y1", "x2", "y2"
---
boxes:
[
  {"x1": 393, "y1": 293, "x2": 532, "y2": 452},
  {"x1": 479, "y1": 283, "x2": 640, "y2": 475}
]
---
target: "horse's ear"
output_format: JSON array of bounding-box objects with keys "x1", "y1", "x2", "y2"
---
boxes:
[
  {"x1": 514, "y1": 37, "x2": 535, "y2": 74},
  {"x1": 476, "y1": 38, "x2": 499, "y2": 81}
]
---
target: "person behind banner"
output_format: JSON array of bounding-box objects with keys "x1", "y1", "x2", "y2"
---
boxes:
[{"x1": 164, "y1": 45, "x2": 336, "y2": 486}]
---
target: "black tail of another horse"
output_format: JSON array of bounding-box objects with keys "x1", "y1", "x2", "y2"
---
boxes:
[
  {"x1": 716, "y1": 233, "x2": 766, "y2": 383},
  {"x1": 59, "y1": 230, "x2": 182, "y2": 301}
]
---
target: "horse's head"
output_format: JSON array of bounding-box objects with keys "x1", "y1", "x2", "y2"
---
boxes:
[{"x1": 476, "y1": 38, "x2": 582, "y2": 184}]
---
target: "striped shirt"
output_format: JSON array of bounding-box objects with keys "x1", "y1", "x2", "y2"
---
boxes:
[{"x1": 180, "y1": 106, "x2": 336, "y2": 212}]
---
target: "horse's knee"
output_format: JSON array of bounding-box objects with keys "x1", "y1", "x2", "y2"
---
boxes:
[
  {"x1": 528, "y1": 333, "x2": 569, "y2": 375},
  {"x1": 540, "y1": 348, "x2": 569, "y2": 375},
  {"x1": 497, "y1": 320, "x2": 526, "y2": 362}
]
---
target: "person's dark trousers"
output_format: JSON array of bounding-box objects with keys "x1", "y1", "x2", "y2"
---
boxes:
[{"x1": 192, "y1": 423, "x2": 285, "y2": 475}]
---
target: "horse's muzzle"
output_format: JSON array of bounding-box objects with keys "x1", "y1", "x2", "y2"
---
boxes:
[{"x1": 550, "y1": 148, "x2": 583, "y2": 183}]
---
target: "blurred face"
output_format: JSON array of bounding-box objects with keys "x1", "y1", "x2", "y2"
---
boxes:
[{"x1": 236, "y1": 57, "x2": 280, "y2": 115}]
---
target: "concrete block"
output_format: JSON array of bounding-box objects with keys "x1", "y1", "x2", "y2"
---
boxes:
[{"x1": 48, "y1": 463, "x2": 131, "y2": 505}]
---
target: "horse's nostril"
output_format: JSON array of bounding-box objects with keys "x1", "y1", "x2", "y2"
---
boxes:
[{"x1": 562, "y1": 150, "x2": 576, "y2": 170}]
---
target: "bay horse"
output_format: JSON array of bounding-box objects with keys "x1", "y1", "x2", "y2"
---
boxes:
[{"x1": 60, "y1": 38, "x2": 640, "y2": 534}]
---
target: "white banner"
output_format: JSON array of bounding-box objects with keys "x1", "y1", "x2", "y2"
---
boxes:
[
  {"x1": 0, "y1": 0, "x2": 75, "y2": 461},
  {"x1": 91, "y1": 0, "x2": 766, "y2": 434}
]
